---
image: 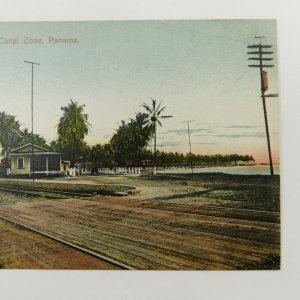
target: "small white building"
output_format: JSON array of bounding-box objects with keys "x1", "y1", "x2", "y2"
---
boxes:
[{"x1": 9, "y1": 144, "x2": 62, "y2": 176}]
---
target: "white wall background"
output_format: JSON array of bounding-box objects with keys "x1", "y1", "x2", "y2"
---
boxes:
[{"x1": 0, "y1": 1, "x2": 299, "y2": 300}]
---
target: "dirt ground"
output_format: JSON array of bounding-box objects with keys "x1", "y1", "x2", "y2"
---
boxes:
[
  {"x1": 0, "y1": 174, "x2": 280, "y2": 270},
  {"x1": 0, "y1": 219, "x2": 117, "y2": 269}
]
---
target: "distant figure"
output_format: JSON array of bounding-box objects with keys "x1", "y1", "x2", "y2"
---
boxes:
[
  {"x1": 69, "y1": 167, "x2": 74, "y2": 177},
  {"x1": 75, "y1": 168, "x2": 80, "y2": 177},
  {"x1": 91, "y1": 166, "x2": 99, "y2": 175}
]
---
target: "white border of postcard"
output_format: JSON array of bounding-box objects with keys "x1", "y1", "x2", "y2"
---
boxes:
[{"x1": 0, "y1": 0, "x2": 300, "y2": 299}]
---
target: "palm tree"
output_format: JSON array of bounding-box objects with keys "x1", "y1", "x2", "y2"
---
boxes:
[
  {"x1": 110, "y1": 120, "x2": 130, "y2": 167},
  {"x1": 142, "y1": 99, "x2": 172, "y2": 155},
  {"x1": 19, "y1": 128, "x2": 48, "y2": 149},
  {"x1": 129, "y1": 113, "x2": 152, "y2": 166},
  {"x1": 110, "y1": 113, "x2": 152, "y2": 167},
  {"x1": 57, "y1": 100, "x2": 90, "y2": 167}
]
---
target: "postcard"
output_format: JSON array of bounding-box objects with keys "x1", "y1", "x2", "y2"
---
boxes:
[{"x1": 0, "y1": 20, "x2": 280, "y2": 271}]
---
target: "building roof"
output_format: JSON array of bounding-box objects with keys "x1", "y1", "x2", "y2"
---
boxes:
[{"x1": 10, "y1": 144, "x2": 61, "y2": 155}]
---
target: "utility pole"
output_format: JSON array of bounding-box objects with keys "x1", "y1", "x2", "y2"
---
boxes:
[
  {"x1": 24, "y1": 61, "x2": 40, "y2": 183},
  {"x1": 247, "y1": 37, "x2": 278, "y2": 179},
  {"x1": 181, "y1": 120, "x2": 195, "y2": 174}
]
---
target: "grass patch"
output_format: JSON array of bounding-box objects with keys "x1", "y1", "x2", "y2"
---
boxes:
[
  {"x1": 0, "y1": 173, "x2": 280, "y2": 212},
  {"x1": 0, "y1": 180, "x2": 134, "y2": 195},
  {"x1": 199, "y1": 185, "x2": 280, "y2": 212},
  {"x1": 0, "y1": 192, "x2": 49, "y2": 205}
]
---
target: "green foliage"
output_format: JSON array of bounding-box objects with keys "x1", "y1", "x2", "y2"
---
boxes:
[
  {"x1": 110, "y1": 113, "x2": 152, "y2": 167},
  {"x1": 1, "y1": 100, "x2": 255, "y2": 170},
  {"x1": 19, "y1": 128, "x2": 49, "y2": 149},
  {"x1": 0, "y1": 111, "x2": 22, "y2": 153},
  {"x1": 90, "y1": 143, "x2": 113, "y2": 166},
  {"x1": 153, "y1": 151, "x2": 255, "y2": 166},
  {"x1": 0, "y1": 112, "x2": 49, "y2": 154},
  {"x1": 57, "y1": 100, "x2": 91, "y2": 167}
]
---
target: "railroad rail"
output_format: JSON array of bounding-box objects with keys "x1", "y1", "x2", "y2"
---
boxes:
[
  {"x1": 0, "y1": 214, "x2": 134, "y2": 270},
  {"x1": 0, "y1": 184, "x2": 280, "y2": 223},
  {"x1": 0, "y1": 185, "x2": 92, "y2": 199},
  {"x1": 144, "y1": 201, "x2": 280, "y2": 223},
  {"x1": 0, "y1": 184, "x2": 130, "y2": 199}
]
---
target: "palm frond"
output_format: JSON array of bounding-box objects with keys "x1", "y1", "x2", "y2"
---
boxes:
[
  {"x1": 142, "y1": 103, "x2": 153, "y2": 114},
  {"x1": 157, "y1": 106, "x2": 166, "y2": 115},
  {"x1": 156, "y1": 101, "x2": 162, "y2": 113},
  {"x1": 151, "y1": 98, "x2": 156, "y2": 111}
]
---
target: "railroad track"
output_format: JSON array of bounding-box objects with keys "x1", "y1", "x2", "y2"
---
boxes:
[
  {"x1": 0, "y1": 182, "x2": 134, "y2": 198},
  {"x1": 0, "y1": 185, "x2": 92, "y2": 199},
  {"x1": 143, "y1": 201, "x2": 280, "y2": 223},
  {"x1": 0, "y1": 184, "x2": 280, "y2": 223},
  {"x1": 0, "y1": 214, "x2": 134, "y2": 270}
]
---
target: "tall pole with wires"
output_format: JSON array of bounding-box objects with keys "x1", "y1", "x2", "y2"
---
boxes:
[
  {"x1": 247, "y1": 37, "x2": 278, "y2": 179},
  {"x1": 181, "y1": 120, "x2": 195, "y2": 174},
  {"x1": 24, "y1": 61, "x2": 40, "y2": 183}
]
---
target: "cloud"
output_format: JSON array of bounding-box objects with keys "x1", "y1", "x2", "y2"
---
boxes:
[
  {"x1": 224, "y1": 125, "x2": 265, "y2": 129},
  {"x1": 216, "y1": 133, "x2": 265, "y2": 138},
  {"x1": 161, "y1": 128, "x2": 213, "y2": 136},
  {"x1": 194, "y1": 122, "x2": 221, "y2": 126},
  {"x1": 192, "y1": 142, "x2": 220, "y2": 145},
  {"x1": 194, "y1": 132, "x2": 278, "y2": 139},
  {"x1": 160, "y1": 141, "x2": 185, "y2": 146},
  {"x1": 193, "y1": 123, "x2": 265, "y2": 130}
]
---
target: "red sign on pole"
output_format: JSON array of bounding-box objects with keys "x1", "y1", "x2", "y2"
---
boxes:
[{"x1": 262, "y1": 71, "x2": 269, "y2": 91}]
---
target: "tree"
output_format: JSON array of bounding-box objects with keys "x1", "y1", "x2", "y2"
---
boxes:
[
  {"x1": 19, "y1": 128, "x2": 48, "y2": 149},
  {"x1": 128, "y1": 113, "x2": 152, "y2": 166},
  {"x1": 110, "y1": 120, "x2": 130, "y2": 166},
  {"x1": 110, "y1": 113, "x2": 152, "y2": 167},
  {"x1": 57, "y1": 100, "x2": 90, "y2": 167},
  {"x1": 0, "y1": 112, "x2": 50, "y2": 155},
  {"x1": 90, "y1": 144, "x2": 105, "y2": 164},
  {"x1": 142, "y1": 99, "x2": 172, "y2": 155},
  {"x1": 0, "y1": 112, "x2": 21, "y2": 154}
]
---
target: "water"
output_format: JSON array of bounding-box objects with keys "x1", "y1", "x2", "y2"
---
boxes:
[{"x1": 158, "y1": 164, "x2": 280, "y2": 176}]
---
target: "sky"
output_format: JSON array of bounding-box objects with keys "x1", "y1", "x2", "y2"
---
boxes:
[{"x1": 0, "y1": 20, "x2": 279, "y2": 163}]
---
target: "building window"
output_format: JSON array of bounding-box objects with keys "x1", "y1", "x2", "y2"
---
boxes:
[
  {"x1": 17, "y1": 158, "x2": 24, "y2": 169},
  {"x1": 48, "y1": 155, "x2": 60, "y2": 171},
  {"x1": 30, "y1": 155, "x2": 46, "y2": 172}
]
